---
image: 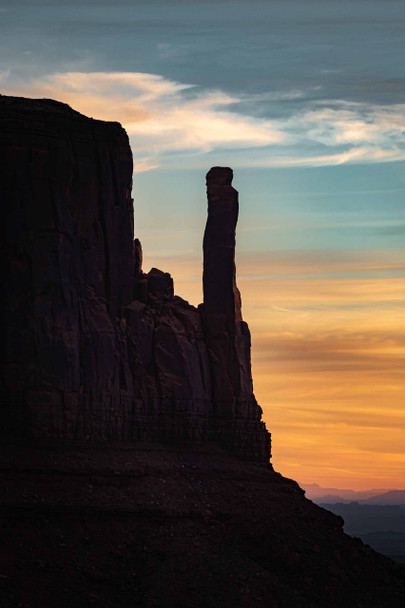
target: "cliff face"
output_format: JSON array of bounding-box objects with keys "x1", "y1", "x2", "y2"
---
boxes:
[
  {"x1": 1, "y1": 95, "x2": 135, "y2": 441},
  {"x1": 0, "y1": 95, "x2": 269, "y2": 460}
]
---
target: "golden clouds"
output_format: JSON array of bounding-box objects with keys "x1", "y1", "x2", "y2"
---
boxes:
[
  {"x1": 3, "y1": 71, "x2": 405, "y2": 171},
  {"x1": 0, "y1": 71, "x2": 284, "y2": 172}
]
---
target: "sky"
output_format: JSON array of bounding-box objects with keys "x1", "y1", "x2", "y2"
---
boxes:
[{"x1": 1, "y1": 0, "x2": 404, "y2": 490}]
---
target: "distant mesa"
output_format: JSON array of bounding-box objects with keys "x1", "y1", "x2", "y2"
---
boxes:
[
  {"x1": 314, "y1": 494, "x2": 353, "y2": 504},
  {"x1": 301, "y1": 483, "x2": 400, "y2": 503}
]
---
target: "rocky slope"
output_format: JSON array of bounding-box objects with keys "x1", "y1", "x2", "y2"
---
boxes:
[
  {"x1": 1, "y1": 443, "x2": 405, "y2": 608},
  {"x1": 1, "y1": 95, "x2": 404, "y2": 607}
]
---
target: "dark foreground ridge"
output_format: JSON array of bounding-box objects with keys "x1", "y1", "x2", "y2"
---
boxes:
[{"x1": 1, "y1": 95, "x2": 404, "y2": 607}]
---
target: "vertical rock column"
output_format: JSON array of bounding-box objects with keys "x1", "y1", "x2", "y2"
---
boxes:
[
  {"x1": 202, "y1": 167, "x2": 271, "y2": 460},
  {"x1": 202, "y1": 167, "x2": 243, "y2": 405}
]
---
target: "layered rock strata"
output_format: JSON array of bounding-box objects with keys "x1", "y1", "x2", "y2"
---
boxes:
[{"x1": 0, "y1": 95, "x2": 269, "y2": 460}]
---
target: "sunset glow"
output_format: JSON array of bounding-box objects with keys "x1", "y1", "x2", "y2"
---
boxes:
[
  {"x1": 148, "y1": 255, "x2": 405, "y2": 490},
  {"x1": 2, "y1": 0, "x2": 404, "y2": 491}
]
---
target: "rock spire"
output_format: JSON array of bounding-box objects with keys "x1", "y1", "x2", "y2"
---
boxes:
[{"x1": 202, "y1": 167, "x2": 269, "y2": 458}]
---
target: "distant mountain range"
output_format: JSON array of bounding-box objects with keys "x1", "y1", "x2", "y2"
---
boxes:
[
  {"x1": 302, "y1": 485, "x2": 405, "y2": 563},
  {"x1": 359, "y1": 490, "x2": 405, "y2": 505},
  {"x1": 317, "y1": 501, "x2": 405, "y2": 563},
  {"x1": 301, "y1": 483, "x2": 405, "y2": 505}
]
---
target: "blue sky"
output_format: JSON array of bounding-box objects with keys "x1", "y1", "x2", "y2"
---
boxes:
[
  {"x1": 1, "y1": 1, "x2": 404, "y2": 488},
  {"x1": 1, "y1": 0, "x2": 404, "y2": 271}
]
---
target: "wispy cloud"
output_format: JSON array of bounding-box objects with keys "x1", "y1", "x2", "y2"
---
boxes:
[
  {"x1": 257, "y1": 146, "x2": 405, "y2": 167},
  {"x1": 284, "y1": 101, "x2": 405, "y2": 147},
  {"x1": 139, "y1": 248, "x2": 405, "y2": 312},
  {"x1": 0, "y1": 71, "x2": 284, "y2": 172},
  {"x1": 2, "y1": 71, "x2": 405, "y2": 171}
]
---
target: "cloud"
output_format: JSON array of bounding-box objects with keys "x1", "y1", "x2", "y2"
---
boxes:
[
  {"x1": 257, "y1": 147, "x2": 405, "y2": 167},
  {"x1": 236, "y1": 249, "x2": 405, "y2": 281},
  {"x1": 285, "y1": 102, "x2": 405, "y2": 147},
  {"x1": 139, "y1": 248, "x2": 405, "y2": 312},
  {"x1": 2, "y1": 71, "x2": 405, "y2": 171},
  {"x1": 258, "y1": 99, "x2": 405, "y2": 166},
  {"x1": 253, "y1": 329, "x2": 404, "y2": 371},
  {"x1": 0, "y1": 71, "x2": 284, "y2": 172}
]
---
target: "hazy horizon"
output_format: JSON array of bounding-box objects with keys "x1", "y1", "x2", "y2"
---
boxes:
[{"x1": 1, "y1": 0, "x2": 404, "y2": 490}]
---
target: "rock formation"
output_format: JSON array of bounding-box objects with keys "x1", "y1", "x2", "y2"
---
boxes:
[
  {"x1": 1, "y1": 95, "x2": 405, "y2": 608},
  {"x1": 0, "y1": 94, "x2": 269, "y2": 460},
  {"x1": 202, "y1": 167, "x2": 268, "y2": 458},
  {"x1": 1, "y1": 95, "x2": 135, "y2": 441}
]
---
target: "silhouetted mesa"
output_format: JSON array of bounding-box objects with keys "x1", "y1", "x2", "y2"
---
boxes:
[
  {"x1": 1, "y1": 95, "x2": 405, "y2": 608},
  {"x1": 0, "y1": 95, "x2": 269, "y2": 461}
]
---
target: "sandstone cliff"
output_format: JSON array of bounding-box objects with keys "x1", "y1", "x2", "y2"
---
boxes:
[{"x1": 0, "y1": 94, "x2": 269, "y2": 461}]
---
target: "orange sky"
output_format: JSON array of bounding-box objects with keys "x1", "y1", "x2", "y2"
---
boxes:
[
  {"x1": 2, "y1": 74, "x2": 403, "y2": 493},
  {"x1": 12, "y1": 72, "x2": 401, "y2": 492},
  {"x1": 2, "y1": 0, "x2": 405, "y2": 497},
  {"x1": 2, "y1": 73, "x2": 405, "y2": 489},
  {"x1": 150, "y1": 253, "x2": 405, "y2": 491}
]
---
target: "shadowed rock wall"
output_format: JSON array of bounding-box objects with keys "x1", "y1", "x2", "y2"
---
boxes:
[{"x1": 0, "y1": 95, "x2": 270, "y2": 460}]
